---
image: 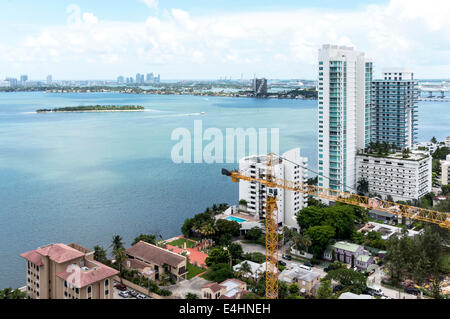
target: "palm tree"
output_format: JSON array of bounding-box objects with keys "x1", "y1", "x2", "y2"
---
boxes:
[
  {"x1": 300, "y1": 235, "x2": 312, "y2": 254},
  {"x1": 200, "y1": 223, "x2": 217, "y2": 238},
  {"x1": 111, "y1": 235, "x2": 124, "y2": 252},
  {"x1": 113, "y1": 248, "x2": 127, "y2": 282},
  {"x1": 238, "y1": 261, "x2": 253, "y2": 280}
]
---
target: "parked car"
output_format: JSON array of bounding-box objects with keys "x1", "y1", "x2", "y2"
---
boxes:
[
  {"x1": 405, "y1": 287, "x2": 420, "y2": 295},
  {"x1": 366, "y1": 287, "x2": 384, "y2": 297},
  {"x1": 137, "y1": 294, "x2": 148, "y2": 299},
  {"x1": 279, "y1": 260, "x2": 287, "y2": 267},
  {"x1": 129, "y1": 290, "x2": 139, "y2": 298},
  {"x1": 304, "y1": 262, "x2": 314, "y2": 268},
  {"x1": 332, "y1": 285, "x2": 343, "y2": 293},
  {"x1": 119, "y1": 291, "x2": 130, "y2": 298},
  {"x1": 115, "y1": 283, "x2": 127, "y2": 291},
  {"x1": 282, "y1": 255, "x2": 292, "y2": 261}
]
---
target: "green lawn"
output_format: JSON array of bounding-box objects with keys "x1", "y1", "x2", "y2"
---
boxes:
[
  {"x1": 169, "y1": 238, "x2": 197, "y2": 249},
  {"x1": 187, "y1": 263, "x2": 205, "y2": 280}
]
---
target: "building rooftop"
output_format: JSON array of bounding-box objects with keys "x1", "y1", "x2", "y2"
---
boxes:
[
  {"x1": 333, "y1": 241, "x2": 362, "y2": 253},
  {"x1": 21, "y1": 243, "x2": 85, "y2": 265},
  {"x1": 357, "y1": 255, "x2": 372, "y2": 263},
  {"x1": 358, "y1": 150, "x2": 429, "y2": 161},
  {"x1": 56, "y1": 259, "x2": 119, "y2": 288},
  {"x1": 203, "y1": 282, "x2": 224, "y2": 293},
  {"x1": 279, "y1": 267, "x2": 320, "y2": 284},
  {"x1": 126, "y1": 241, "x2": 186, "y2": 268},
  {"x1": 339, "y1": 292, "x2": 373, "y2": 299}
]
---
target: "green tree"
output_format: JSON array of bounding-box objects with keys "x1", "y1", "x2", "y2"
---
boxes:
[
  {"x1": 186, "y1": 293, "x2": 198, "y2": 299},
  {"x1": 245, "y1": 227, "x2": 263, "y2": 241},
  {"x1": 113, "y1": 248, "x2": 128, "y2": 279},
  {"x1": 325, "y1": 268, "x2": 367, "y2": 294},
  {"x1": 288, "y1": 283, "x2": 299, "y2": 295},
  {"x1": 132, "y1": 234, "x2": 157, "y2": 246},
  {"x1": 305, "y1": 225, "x2": 335, "y2": 257},
  {"x1": 357, "y1": 178, "x2": 369, "y2": 196},
  {"x1": 205, "y1": 263, "x2": 234, "y2": 283},
  {"x1": 93, "y1": 245, "x2": 108, "y2": 264},
  {"x1": 111, "y1": 235, "x2": 124, "y2": 252},
  {"x1": 0, "y1": 288, "x2": 26, "y2": 299},
  {"x1": 205, "y1": 248, "x2": 231, "y2": 267},
  {"x1": 228, "y1": 243, "x2": 244, "y2": 262},
  {"x1": 237, "y1": 261, "x2": 253, "y2": 279},
  {"x1": 441, "y1": 185, "x2": 450, "y2": 196},
  {"x1": 316, "y1": 280, "x2": 335, "y2": 299}
]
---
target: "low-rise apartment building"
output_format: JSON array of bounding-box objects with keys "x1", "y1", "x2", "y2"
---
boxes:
[
  {"x1": 239, "y1": 148, "x2": 308, "y2": 229},
  {"x1": 356, "y1": 150, "x2": 432, "y2": 202},
  {"x1": 323, "y1": 241, "x2": 374, "y2": 270},
  {"x1": 441, "y1": 154, "x2": 450, "y2": 186},
  {"x1": 278, "y1": 266, "x2": 321, "y2": 296},
  {"x1": 125, "y1": 241, "x2": 187, "y2": 282},
  {"x1": 202, "y1": 279, "x2": 247, "y2": 299},
  {"x1": 20, "y1": 243, "x2": 118, "y2": 299}
]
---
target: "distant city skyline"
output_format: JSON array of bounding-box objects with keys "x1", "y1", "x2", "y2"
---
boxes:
[{"x1": 1, "y1": 0, "x2": 449, "y2": 80}]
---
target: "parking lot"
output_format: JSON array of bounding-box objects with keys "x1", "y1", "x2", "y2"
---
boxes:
[{"x1": 113, "y1": 281, "x2": 150, "y2": 300}]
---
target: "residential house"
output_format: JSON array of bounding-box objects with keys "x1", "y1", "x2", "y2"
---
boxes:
[
  {"x1": 202, "y1": 279, "x2": 247, "y2": 299},
  {"x1": 233, "y1": 261, "x2": 267, "y2": 280},
  {"x1": 278, "y1": 266, "x2": 321, "y2": 296},
  {"x1": 323, "y1": 241, "x2": 374, "y2": 270},
  {"x1": 124, "y1": 241, "x2": 187, "y2": 282}
]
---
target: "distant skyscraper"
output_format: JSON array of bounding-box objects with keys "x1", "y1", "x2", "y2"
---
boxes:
[
  {"x1": 20, "y1": 75, "x2": 28, "y2": 85},
  {"x1": 253, "y1": 78, "x2": 267, "y2": 96},
  {"x1": 371, "y1": 69, "x2": 418, "y2": 149},
  {"x1": 117, "y1": 76, "x2": 124, "y2": 84},
  {"x1": 5, "y1": 78, "x2": 18, "y2": 87},
  {"x1": 156, "y1": 74, "x2": 161, "y2": 83},
  {"x1": 146, "y1": 73, "x2": 154, "y2": 83},
  {"x1": 317, "y1": 44, "x2": 372, "y2": 192},
  {"x1": 46, "y1": 75, "x2": 52, "y2": 85},
  {"x1": 136, "y1": 73, "x2": 141, "y2": 84}
]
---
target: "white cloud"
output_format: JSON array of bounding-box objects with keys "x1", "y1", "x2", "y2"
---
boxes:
[
  {"x1": 1, "y1": 0, "x2": 450, "y2": 79},
  {"x1": 140, "y1": 0, "x2": 158, "y2": 9}
]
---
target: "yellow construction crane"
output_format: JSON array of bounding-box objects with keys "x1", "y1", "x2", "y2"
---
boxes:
[{"x1": 222, "y1": 153, "x2": 450, "y2": 300}]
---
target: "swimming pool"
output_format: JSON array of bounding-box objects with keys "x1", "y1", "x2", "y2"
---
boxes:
[{"x1": 225, "y1": 216, "x2": 248, "y2": 223}]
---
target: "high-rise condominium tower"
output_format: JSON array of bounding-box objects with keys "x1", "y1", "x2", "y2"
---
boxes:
[
  {"x1": 371, "y1": 69, "x2": 418, "y2": 150},
  {"x1": 317, "y1": 45, "x2": 372, "y2": 192}
]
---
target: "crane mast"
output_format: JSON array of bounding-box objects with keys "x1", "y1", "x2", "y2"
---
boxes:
[{"x1": 222, "y1": 153, "x2": 450, "y2": 300}]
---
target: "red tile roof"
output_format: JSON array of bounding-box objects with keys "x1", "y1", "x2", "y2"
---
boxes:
[
  {"x1": 203, "y1": 282, "x2": 224, "y2": 293},
  {"x1": 21, "y1": 244, "x2": 85, "y2": 265},
  {"x1": 20, "y1": 251, "x2": 44, "y2": 266},
  {"x1": 56, "y1": 260, "x2": 119, "y2": 288},
  {"x1": 126, "y1": 241, "x2": 186, "y2": 268}
]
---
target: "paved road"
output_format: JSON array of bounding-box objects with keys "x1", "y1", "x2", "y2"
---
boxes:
[{"x1": 367, "y1": 268, "x2": 420, "y2": 299}]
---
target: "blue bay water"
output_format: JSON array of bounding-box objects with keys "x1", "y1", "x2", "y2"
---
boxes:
[{"x1": 0, "y1": 92, "x2": 448, "y2": 288}]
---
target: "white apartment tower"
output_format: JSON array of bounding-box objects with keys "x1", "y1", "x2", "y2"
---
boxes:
[
  {"x1": 318, "y1": 45, "x2": 372, "y2": 192},
  {"x1": 356, "y1": 151, "x2": 432, "y2": 202},
  {"x1": 239, "y1": 148, "x2": 308, "y2": 229}
]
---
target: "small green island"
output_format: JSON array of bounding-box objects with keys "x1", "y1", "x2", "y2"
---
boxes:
[{"x1": 36, "y1": 105, "x2": 145, "y2": 113}]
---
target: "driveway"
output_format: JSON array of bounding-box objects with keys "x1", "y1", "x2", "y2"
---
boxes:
[
  {"x1": 166, "y1": 277, "x2": 211, "y2": 299},
  {"x1": 367, "y1": 268, "x2": 421, "y2": 299}
]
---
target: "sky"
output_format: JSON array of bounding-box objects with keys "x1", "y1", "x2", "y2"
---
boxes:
[{"x1": 1, "y1": 0, "x2": 449, "y2": 80}]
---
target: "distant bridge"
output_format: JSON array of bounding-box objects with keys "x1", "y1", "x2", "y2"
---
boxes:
[{"x1": 418, "y1": 82, "x2": 450, "y2": 98}]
